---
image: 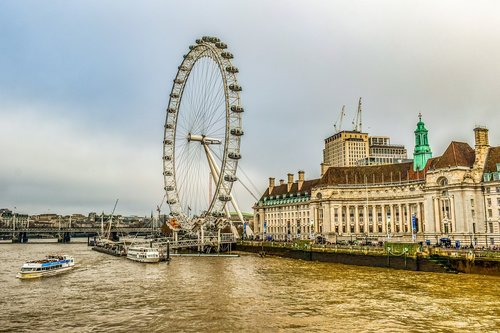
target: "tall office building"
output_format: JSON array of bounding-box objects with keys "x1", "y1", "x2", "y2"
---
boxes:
[
  {"x1": 323, "y1": 130, "x2": 369, "y2": 168},
  {"x1": 357, "y1": 136, "x2": 408, "y2": 166}
]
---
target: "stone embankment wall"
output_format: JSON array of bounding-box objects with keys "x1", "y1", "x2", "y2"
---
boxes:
[{"x1": 236, "y1": 243, "x2": 500, "y2": 276}]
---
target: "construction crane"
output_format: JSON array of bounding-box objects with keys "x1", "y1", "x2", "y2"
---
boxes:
[
  {"x1": 333, "y1": 105, "x2": 346, "y2": 133},
  {"x1": 352, "y1": 97, "x2": 362, "y2": 132}
]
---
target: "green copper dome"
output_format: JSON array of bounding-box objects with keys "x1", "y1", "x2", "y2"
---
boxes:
[{"x1": 413, "y1": 113, "x2": 432, "y2": 171}]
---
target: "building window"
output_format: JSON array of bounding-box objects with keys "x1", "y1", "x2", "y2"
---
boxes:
[
  {"x1": 486, "y1": 187, "x2": 491, "y2": 194},
  {"x1": 437, "y1": 177, "x2": 448, "y2": 186},
  {"x1": 489, "y1": 222, "x2": 494, "y2": 233},
  {"x1": 470, "y1": 198, "x2": 475, "y2": 208},
  {"x1": 488, "y1": 209, "x2": 493, "y2": 218},
  {"x1": 487, "y1": 198, "x2": 492, "y2": 207}
]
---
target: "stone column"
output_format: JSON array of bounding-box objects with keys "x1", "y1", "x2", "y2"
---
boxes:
[
  {"x1": 450, "y1": 195, "x2": 456, "y2": 233},
  {"x1": 417, "y1": 202, "x2": 422, "y2": 233},
  {"x1": 347, "y1": 205, "x2": 352, "y2": 234},
  {"x1": 381, "y1": 205, "x2": 386, "y2": 233},
  {"x1": 405, "y1": 203, "x2": 410, "y2": 233},
  {"x1": 397, "y1": 204, "x2": 403, "y2": 234},
  {"x1": 364, "y1": 205, "x2": 369, "y2": 234},
  {"x1": 354, "y1": 205, "x2": 360, "y2": 234},
  {"x1": 340, "y1": 205, "x2": 345, "y2": 235},
  {"x1": 372, "y1": 205, "x2": 376, "y2": 234},
  {"x1": 433, "y1": 197, "x2": 440, "y2": 233},
  {"x1": 392, "y1": 204, "x2": 397, "y2": 234}
]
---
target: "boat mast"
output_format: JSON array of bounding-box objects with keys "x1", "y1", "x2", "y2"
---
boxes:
[{"x1": 106, "y1": 199, "x2": 119, "y2": 239}]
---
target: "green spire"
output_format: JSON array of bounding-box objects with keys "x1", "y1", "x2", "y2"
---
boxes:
[{"x1": 413, "y1": 113, "x2": 432, "y2": 171}]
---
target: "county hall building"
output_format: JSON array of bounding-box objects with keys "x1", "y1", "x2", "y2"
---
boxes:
[{"x1": 253, "y1": 116, "x2": 500, "y2": 247}]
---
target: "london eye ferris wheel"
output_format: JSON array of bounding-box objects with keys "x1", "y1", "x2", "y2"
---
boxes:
[{"x1": 162, "y1": 36, "x2": 252, "y2": 236}]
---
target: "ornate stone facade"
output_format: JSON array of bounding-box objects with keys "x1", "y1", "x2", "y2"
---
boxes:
[{"x1": 254, "y1": 123, "x2": 500, "y2": 247}]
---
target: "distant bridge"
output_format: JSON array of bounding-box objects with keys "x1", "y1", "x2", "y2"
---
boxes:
[
  {"x1": 0, "y1": 226, "x2": 158, "y2": 243},
  {"x1": 0, "y1": 227, "x2": 156, "y2": 234}
]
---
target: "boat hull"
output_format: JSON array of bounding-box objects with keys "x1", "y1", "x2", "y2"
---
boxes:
[
  {"x1": 126, "y1": 246, "x2": 161, "y2": 263},
  {"x1": 126, "y1": 255, "x2": 160, "y2": 263},
  {"x1": 17, "y1": 255, "x2": 75, "y2": 279},
  {"x1": 17, "y1": 266, "x2": 74, "y2": 279}
]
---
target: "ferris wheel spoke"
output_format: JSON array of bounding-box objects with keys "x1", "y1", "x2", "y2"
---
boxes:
[
  {"x1": 197, "y1": 60, "x2": 221, "y2": 133},
  {"x1": 205, "y1": 110, "x2": 227, "y2": 135},
  {"x1": 204, "y1": 87, "x2": 225, "y2": 124},
  {"x1": 200, "y1": 64, "x2": 221, "y2": 120},
  {"x1": 203, "y1": 99, "x2": 225, "y2": 134}
]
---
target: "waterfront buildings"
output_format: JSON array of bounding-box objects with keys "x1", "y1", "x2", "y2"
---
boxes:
[
  {"x1": 0, "y1": 211, "x2": 153, "y2": 229},
  {"x1": 253, "y1": 117, "x2": 500, "y2": 246}
]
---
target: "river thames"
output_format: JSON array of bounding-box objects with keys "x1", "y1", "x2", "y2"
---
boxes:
[{"x1": 0, "y1": 241, "x2": 499, "y2": 332}]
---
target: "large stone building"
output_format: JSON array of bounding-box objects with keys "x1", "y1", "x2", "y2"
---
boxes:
[{"x1": 253, "y1": 118, "x2": 500, "y2": 246}]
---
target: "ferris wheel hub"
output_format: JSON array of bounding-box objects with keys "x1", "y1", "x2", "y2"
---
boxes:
[{"x1": 187, "y1": 133, "x2": 222, "y2": 145}]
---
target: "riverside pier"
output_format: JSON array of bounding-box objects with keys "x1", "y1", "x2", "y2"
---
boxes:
[{"x1": 237, "y1": 240, "x2": 500, "y2": 276}]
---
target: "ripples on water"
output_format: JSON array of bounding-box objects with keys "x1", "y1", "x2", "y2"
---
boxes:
[{"x1": 0, "y1": 242, "x2": 499, "y2": 332}]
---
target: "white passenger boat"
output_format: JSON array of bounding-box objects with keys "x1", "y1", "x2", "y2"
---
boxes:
[
  {"x1": 16, "y1": 255, "x2": 75, "y2": 279},
  {"x1": 126, "y1": 245, "x2": 160, "y2": 263}
]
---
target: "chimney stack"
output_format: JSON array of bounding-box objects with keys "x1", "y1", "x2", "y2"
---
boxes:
[
  {"x1": 472, "y1": 127, "x2": 490, "y2": 180},
  {"x1": 298, "y1": 170, "x2": 305, "y2": 191},
  {"x1": 287, "y1": 173, "x2": 294, "y2": 192},
  {"x1": 279, "y1": 179, "x2": 285, "y2": 185},
  {"x1": 474, "y1": 126, "x2": 489, "y2": 148},
  {"x1": 268, "y1": 177, "x2": 275, "y2": 195}
]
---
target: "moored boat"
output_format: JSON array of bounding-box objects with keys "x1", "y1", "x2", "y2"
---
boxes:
[
  {"x1": 17, "y1": 255, "x2": 75, "y2": 279},
  {"x1": 126, "y1": 245, "x2": 160, "y2": 263}
]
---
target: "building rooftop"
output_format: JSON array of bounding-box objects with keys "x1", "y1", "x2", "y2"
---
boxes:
[
  {"x1": 427, "y1": 141, "x2": 475, "y2": 170},
  {"x1": 317, "y1": 161, "x2": 426, "y2": 186},
  {"x1": 484, "y1": 146, "x2": 500, "y2": 173},
  {"x1": 260, "y1": 179, "x2": 320, "y2": 200}
]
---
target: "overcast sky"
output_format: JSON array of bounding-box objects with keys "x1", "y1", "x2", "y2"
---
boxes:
[{"x1": 1, "y1": 0, "x2": 499, "y2": 216}]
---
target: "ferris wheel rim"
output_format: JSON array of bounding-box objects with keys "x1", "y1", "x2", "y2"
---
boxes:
[{"x1": 162, "y1": 36, "x2": 243, "y2": 225}]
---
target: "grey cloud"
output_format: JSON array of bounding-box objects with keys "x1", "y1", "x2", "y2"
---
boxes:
[{"x1": 0, "y1": 0, "x2": 499, "y2": 215}]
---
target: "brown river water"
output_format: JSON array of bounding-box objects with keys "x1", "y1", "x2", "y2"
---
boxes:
[{"x1": 0, "y1": 241, "x2": 499, "y2": 332}]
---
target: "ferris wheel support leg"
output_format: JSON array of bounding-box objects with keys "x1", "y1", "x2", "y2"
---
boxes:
[
  {"x1": 217, "y1": 228, "x2": 221, "y2": 253},
  {"x1": 229, "y1": 195, "x2": 254, "y2": 237},
  {"x1": 203, "y1": 143, "x2": 240, "y2": 239},
  {"x1": 222, "y1": 205, "x2": 239, "y2": 238}
]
